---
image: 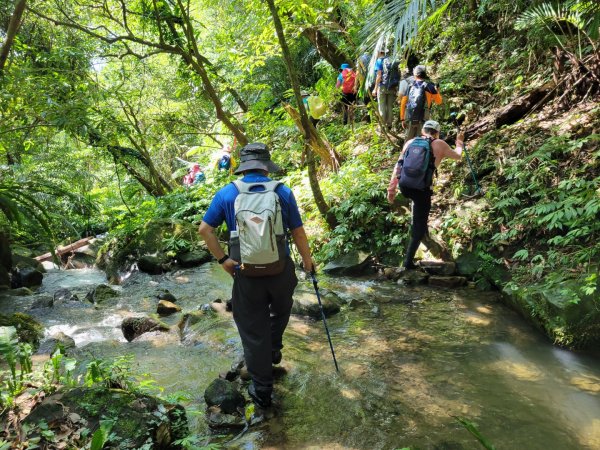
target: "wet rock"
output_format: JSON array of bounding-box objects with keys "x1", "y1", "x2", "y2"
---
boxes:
[
  {"x1": 138, "y1": 255, "x2": 167, "y2": 275},
  {"x1": 428, "y1": 276, "x2": 467, "y2": 288},
  {"x1": 37, "y1": 332, "x2": 76, "y2": 355},
  {"x1": 176, "y1": 249, "x2": 211, "y2": 268},
  {"x1": 85, "y1": 284, "x2": 119, "y2": 305},
  {"x1": 8, "y1": 287, "x2": 34, "y2": 296},
  {"x1": 30, "y1": 295, "x2": 54, "y2": 309},
  {"x1": 13, "y1": 266, "x2": 43, "y2": 289},
  {"x1": 199, "y1": 303, "x2": 213, "y2": 312},
  {"x1": 12, "y1": 254, "x2": 45, "y2": 273},
  {"x1": 157, "y1": 300, "x2": 181, "y2": 316},
  {"x1": 177, "y1": 311, "x2": 208, "y2": 332},
  {"x1": 397, "y1": 269, "x2": 429, "y2": 286},
  {"x1": 64, "y1": 252, "x2": 96, "y2": 269},
  {"x1": 157, "y1": 290, "x2": 177, "y2": 302},
  {"x1": 22, "y1": 387, "x2": 188, "y2": 448},
  {"x1": 419, "y1": 261, "x2": 456, "y2": 276},
  {"x1": 322, "y1": 251, "x2": 373, "y2": 276},
  {"x1": 204, "y1": 378, "x2": 245, "y2": 414},
  {"x1": 206, "y1": 405, "x2": 246, "y2": 429},
  {"x1": 291, "y1": 287, "x2": 341, "y2": 318},
  {"x1": 121, "y1": 316, "x2": 169, "y2": 342},
  {"x1": 370, "y1": 305, "x2": 381, "y2": 317},
  {"x1": 53, "y1": 288, "x2": 79, "y2": 304},
  {"x1": 0, "y1": 313, "x2": 43, "y2": 349}
]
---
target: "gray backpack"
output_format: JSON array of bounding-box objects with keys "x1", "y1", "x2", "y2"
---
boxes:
[{"x1": 229, "y1": 180, "x2": 286, "y2": 277}]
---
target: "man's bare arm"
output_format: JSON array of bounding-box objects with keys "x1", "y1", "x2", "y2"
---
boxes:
[
  {"x1": 290, "y1": 226, "x2": 314, "y2": 273},
  {"x1": 198, "y1": 221, "x2": 238, "y2": 276}
]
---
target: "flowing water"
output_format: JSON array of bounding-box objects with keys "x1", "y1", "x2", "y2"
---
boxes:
[{"x1": 3, "y1": 265, "x2": 599, "y2": 450}]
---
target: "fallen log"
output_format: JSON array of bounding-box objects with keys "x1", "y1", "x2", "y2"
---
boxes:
[
  {"x1": 465, "y1": 82, "x2": 555, "y2": 140},
  {"x1": 35, "y1": 237, "x2": 94, "y2": 262}
]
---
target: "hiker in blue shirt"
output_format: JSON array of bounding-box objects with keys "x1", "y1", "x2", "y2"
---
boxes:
[{"x1": 199, "y1": 143, "x2": 314, "y2": 409}]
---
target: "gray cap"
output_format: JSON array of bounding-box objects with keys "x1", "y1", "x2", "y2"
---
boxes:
[
  {"x1": 234, "y1": 143, "x2": 282, "y2": 174},
  {"x1": 413, "y1": 65, "x2": 427, "y2": 77},
  {"x1": 423, "y1": 120, "x2": 441, "y2": 132}
]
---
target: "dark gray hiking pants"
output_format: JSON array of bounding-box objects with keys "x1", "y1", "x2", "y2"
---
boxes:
[{"x1": 232, "y1": 257, "x2": 297, "y2": 395}]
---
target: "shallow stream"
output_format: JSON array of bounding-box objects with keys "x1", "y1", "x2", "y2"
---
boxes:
[{"x1": 3, "y1": 265, "x2": 599, "y2": 449}]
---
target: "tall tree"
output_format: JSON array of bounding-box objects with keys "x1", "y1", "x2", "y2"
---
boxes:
[
  {"x1": 28, "y1": 0, "x2": 249, "y2": 146},
  {"x1": 265, "y1": 0, "x2": 337, "y2": 229},
  {"x1": 0, "y1": 0, "x2": 27, "y2": 76}
]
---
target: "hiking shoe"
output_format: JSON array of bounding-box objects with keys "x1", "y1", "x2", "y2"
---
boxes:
[
  {"x1": 272, "y1": 349, "x2": 282, "y2": 365},
  {"x1": 248, "y1": 383, "x2": 272, "y2": 408}
]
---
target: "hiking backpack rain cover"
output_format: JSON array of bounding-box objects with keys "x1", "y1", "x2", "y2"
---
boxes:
[
  {"x1": 341, "y1": 68, "x2": 356, "y2": 94},
  {"x1": 405, "y1": 80, "x2": 428, "y2": 122},
  {"x1": 229, "y1": 180, "x2": 287, "y2": 277},
  {"x1": 397, "y1": 137, "x2": 436, "y2": 190}
]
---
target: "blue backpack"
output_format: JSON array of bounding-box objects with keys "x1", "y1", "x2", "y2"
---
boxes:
[
  {"x1": 397, "y1": 137, "x2": 436, "y2": 190},
  {"x1": 218, "y1": 154, "x2": 231, "y2": 170}
]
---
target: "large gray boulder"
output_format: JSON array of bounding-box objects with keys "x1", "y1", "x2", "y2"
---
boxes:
[
  {"x1": 322, "y1": 251, "x2": 372, "y2": 276},
  {"x1": 85, "y1": 284, "x2": 119, "y2": 305}
]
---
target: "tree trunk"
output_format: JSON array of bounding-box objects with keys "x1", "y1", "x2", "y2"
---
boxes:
[
  {"x1": 0, "y1": 0, "x2": 27, "y2": 76},
  {"x1": 266, "y1": 0, "x2": 337, "y2": 229},
  {"x1": 306, "y1": 149, "x2": 337, "y2": 229},
  {"x1": 301, "y1": 26, "x2": 352, "y2": 69}
]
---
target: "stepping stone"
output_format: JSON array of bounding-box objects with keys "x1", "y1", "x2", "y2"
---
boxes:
[{"x1": 428, "y1": 276, "x2": 467, "y2": 288}]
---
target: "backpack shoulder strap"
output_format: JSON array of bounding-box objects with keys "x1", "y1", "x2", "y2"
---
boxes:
[{"x1": 233, "y1": 179, "x2": 281, "y2": 194}]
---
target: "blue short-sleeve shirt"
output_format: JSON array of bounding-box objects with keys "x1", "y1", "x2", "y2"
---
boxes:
[{"x1": 202, "y1": 172, "x2": 303, "y2": 232}]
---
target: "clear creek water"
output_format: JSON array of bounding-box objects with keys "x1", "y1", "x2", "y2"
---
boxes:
[{"x1": 3, "y1": 265, "x2": 599, "y2": 450}]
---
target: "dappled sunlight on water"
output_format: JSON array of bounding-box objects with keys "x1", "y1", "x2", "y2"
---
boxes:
[{"x1": 7, "y1": 266, "x2": 599, "y2": 449}]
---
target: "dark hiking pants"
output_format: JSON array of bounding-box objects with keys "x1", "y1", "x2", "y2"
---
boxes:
[
  {"x1": 232, "y1": 257, "x2": 298, "y2": 396},
  {"x1": 400, "y1": 187, "x2": 432, "y2": 267}
]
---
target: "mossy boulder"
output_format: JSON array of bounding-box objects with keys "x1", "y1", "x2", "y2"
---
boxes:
[
  {"x1": 97, "y1": 219, "x2": 200, "y2": 276},
  {"x1": 176, "y1": 249, "x2": 211, "y2": 268},
  {"x1": 204, "y1": 378, "x2": 245, "y2": 414},
  {"x1": 138, "y1": 255, "x2": 168, "y2": 275},
  {"x1": 0, "y1": 313, "x2": 43, "y2": 349},
  {"x1": 121, "y1": 316, "x2": 169, "y2": 342},
  {"x1": 12, "y1": 254, "x2": 45, "y2": 273},
  {"x1": 504, "y1": 281, "x2": 600, "y2": 350},
  {"x1": 292, "y1": 286, "x2": 341, "y2": 318},
  {"x1": 85, "y1": 284, "x2": 119, "y2": 305},
  {"x1": 322, "y1": 251, "x2": 373, "y2": 276},
  {"x1": 22, "y1": 387, "x2": 188, "y2": 449}
]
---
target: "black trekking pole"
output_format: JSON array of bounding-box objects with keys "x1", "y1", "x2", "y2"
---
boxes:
[{"x1": 310, "y1": 270, "x2": 340, "y2": 372}]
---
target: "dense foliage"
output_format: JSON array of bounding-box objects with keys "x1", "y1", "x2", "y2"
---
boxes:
[{"x1": 1, "y1": 0, "x2": 598, "y2": 347}]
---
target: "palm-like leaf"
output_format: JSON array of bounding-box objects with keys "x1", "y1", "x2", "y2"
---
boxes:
[
  {"x1": 516, "y1": 1, "x2": 600, "y2": 41},
  {"x1": 360, "y1": 0, "x2": 454, "y2": 56}
]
